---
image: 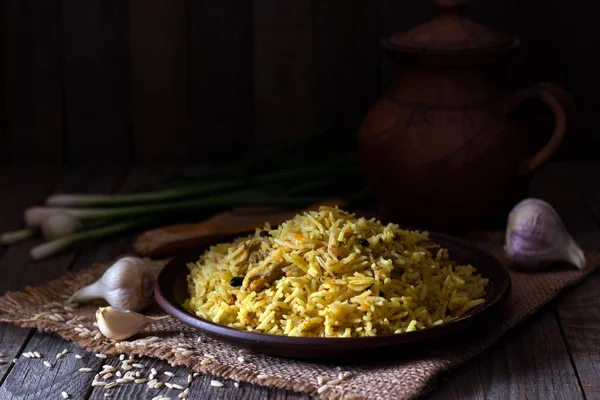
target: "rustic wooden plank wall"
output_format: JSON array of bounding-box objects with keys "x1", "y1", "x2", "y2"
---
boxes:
[{"x1": 1, "y1": 0, "x2": 599, "y2": 165}]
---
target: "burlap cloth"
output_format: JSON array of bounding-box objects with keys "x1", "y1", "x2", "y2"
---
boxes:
[{"x1": 0, "y1": 232, "x2": 597, "y2": 400}]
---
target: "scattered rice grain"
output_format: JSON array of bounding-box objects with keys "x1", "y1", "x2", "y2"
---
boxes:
[
  {"x1": 135, "y1": 378, "x2": 147, "y2": 384},
  {"x1": 187, "y1": 374, "x2": 192, "y2": 384},
  {"x1": 79, "y1": 368, "x2": 93, "y2": 373},
  {"x1": 43, "y1": 361, "x2": 52, "y2": 369},
  {"x1": 234, "y1": 382, "x2": 240, "y2": 388},
  {"x1": 33, "y1": 351, "x2": 42, "y2": 358},
  {"x1": 75, "y1": 354, "x2": 83, "y2": 359},
  {"x1": 317, "y1": 385, "x2": 331, "y2": 394},
  {"x1": 105, "y1": 382, "x2": 117, "y2": 389},
  {"x1": 164, "y1": 371, "x2": 175, "y2": 377},
  {"x1": 151, "y1": 368, "x2": 158, "y2": 375},
  {"x1": 132, "y1": 363, "x2": 145, "y2": 368},
  {"x1": 172, "y1": 383, "x2": 185, "y2": 390},
  {"x1": 61, "y1": 391, "x2": 69, "y2": 399},
  {"x1": 179, "y1": 389, "x2": 190, "y2": 399},
  {"x1": 200, "y1": 359, "x2": 211, "y2": 365},
  {"x1": 180, "y1": 350, "x2": 193, "y2": 356}
]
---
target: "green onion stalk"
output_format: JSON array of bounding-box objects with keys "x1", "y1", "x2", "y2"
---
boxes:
[{"x1": 2, "y1": 126, "x2": 371, "y2": 259}]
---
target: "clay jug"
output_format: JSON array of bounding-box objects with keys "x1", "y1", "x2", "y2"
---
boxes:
[{"x1": 358, "y1": 0, "x2": 573, "y2": 233}]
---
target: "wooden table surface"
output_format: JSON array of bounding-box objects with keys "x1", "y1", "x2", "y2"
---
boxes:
[{"x1": 0, "y1": 163, "x2": 598, "y2": 400}]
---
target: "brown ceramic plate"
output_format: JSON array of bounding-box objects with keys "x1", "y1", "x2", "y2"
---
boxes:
[{"x1": 155, "y1": 232, "x2": 511, "y2": 360}]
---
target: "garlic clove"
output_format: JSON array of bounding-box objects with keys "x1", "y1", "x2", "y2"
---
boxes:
[
  {"x1": 96, "y1": 307, "x2": 169, "y2": 341},
  {"x1": 560, "y1": 235, "x2": 586, "y2": 269},
  {"x1": 504, "y1": 198, "x2": 586, "y2": 270},
  {"x1": 69, "y1": 256, "x2": 157, "y2": 312}
]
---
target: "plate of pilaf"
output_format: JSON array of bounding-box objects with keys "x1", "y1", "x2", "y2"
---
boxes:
[{"x1": 155, "y1": 206, "x2": 510, "y2": 359}]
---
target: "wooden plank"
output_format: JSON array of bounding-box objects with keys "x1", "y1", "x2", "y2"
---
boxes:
[
  {"x1": 188, "y1": 0, "x2": 254, "y2": 163},
  {"x1": 2, "y1": 0, "x2": 64, "y2": 165},
  {"x1": 428, "y1": 310, "x2": 583, "y2": 400},
  {"x1": 312, "y1": 0, "x2": 380, "y2": 130},
  {"x1": 87, "y1": 355, "x2": 311, "y2": 400},
  {"x1": 0, "y1": 167, "x2": 61, "y2": 383},
  {"x1": 428, "y1": 162, "x2": 595, "y2": 399},
  {"x1": 0, "y1": 334, "x2": 105, "y2": 400},
  {"x1": 129, "y1": 0, "x2": 189, "y2": 163},
  {"x1": 252, "y1": 0, "x2": 319, "y2": 147},
  {"x1": 549, "y1": 162, "x2": 600, "y2": 399},
  {"x1": 2, "y1": 1, "x2": 28, "y2": 164},
  {"x1": 0, "y1": 168, "x2": 122, "y2": 294},
  {"x1": 61, "y1": 0, "x2": 131, "y2": 165},
  {"x1": 522, "y1": 162, "x2": 600, "y2": 399},
  {"x1": 0, "y1": 325, "x2": 32, "y2": 386},
  {"x1": 0, "y1": 168, "x2": 123, "y2": 395},
  {"x1": 565, "y1": 3, "x2": 600, "y2": 159}
]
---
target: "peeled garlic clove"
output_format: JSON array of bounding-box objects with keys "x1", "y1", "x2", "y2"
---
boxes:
[
  {"x1": 69, "y1": 256, "x2": 156, "y2": 312},
  {"x1": 504, "y1": 198, "x2": 585, "y2": 270},
  {"x1": 96, "y1": 306, "x2": 169, "y2": 341}
]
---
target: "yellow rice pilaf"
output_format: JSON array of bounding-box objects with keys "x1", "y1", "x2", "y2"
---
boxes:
[{"x1": 184, "y1": 206, "x2": 489, "y2": 337}]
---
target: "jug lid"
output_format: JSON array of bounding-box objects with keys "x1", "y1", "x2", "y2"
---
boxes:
[{"x1": 382, "y1": 0, "x2": 519, "y2": 54}]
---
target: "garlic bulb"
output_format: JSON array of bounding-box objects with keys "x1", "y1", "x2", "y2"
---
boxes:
[
  {"x1": 96, "y1": 306, "x2": 169, "y2": 341},
  {"x1": 504, "y1": 198, "x2": 585, "y2": 270},
  {"x1": 69, "y1": 256, "x2": 156, "y2": 312}
]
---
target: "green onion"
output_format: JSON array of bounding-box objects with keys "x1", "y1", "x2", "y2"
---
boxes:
[
  {"x1": 30, "y1": 218, "x2": 158, "y2": 261},
  {"x1": 46, "y1": 180, "x2": 243, "y2": 207},
  {"x1": 0, "y1": 227, "x2": 39, "y2": 245},
  {"x1": 30, "y1": 190, "x2": 334, "y2": 224}
]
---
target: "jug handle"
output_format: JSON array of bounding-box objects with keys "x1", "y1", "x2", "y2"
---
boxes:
[{"x1": 504, "y1": 83, "x2": 569, "y2": 175}]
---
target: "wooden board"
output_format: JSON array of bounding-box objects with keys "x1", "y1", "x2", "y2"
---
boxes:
[
  {"x1": 252, "y1": 0, "x2": 319, "y2": 147},
  {"x1": 129, "y1": 0, "x2": 189, "y2": 162},
  {"x1": 428, "y1": 311, "x2": 583, "y2": 400},
  {"x1": 187, "y1": 0, "x2": 254, "y2": 163},
  {"x1": 550, "y1": 162, "x2": 600, "y2": 399},
  {"x1": 0, "y1": 164, "x2": 598, "y2": 399},
  {"x1": 2, "y1": 0, "x2": 64, "y2": 165},
  {"x1": 61, "y1": 0, "x2": 131, "y2": 165},
  {"x1": 0, "y1": 168, "x2": 61, "y2": 383}
]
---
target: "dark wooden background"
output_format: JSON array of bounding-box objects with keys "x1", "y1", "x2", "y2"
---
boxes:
[{"x1": 2, "y1": 0, "x2": 599, "y2": 166}]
